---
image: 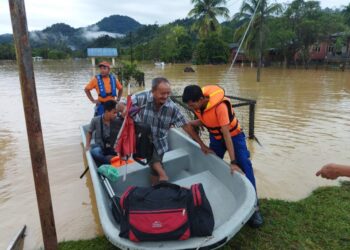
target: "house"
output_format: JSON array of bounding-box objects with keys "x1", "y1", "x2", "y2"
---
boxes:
[
  {"x1": 297, "y1": 32, "x2": 350, "y2": 63},
  {"x1": 229, "y1": 43, "x2": 282, "y2": 66},
  {"x1": 32, "y1": 56, "x2": 43, "y2": 61},
  {"x1": 229, "y1": 33, "x2": 350, "y2": 65},
  {"x1": 322, "y1": 32, "x2": 350, "y2": 63},
  {"x1": 228, "y1": 43, "x2": 249, "y2": 63}
]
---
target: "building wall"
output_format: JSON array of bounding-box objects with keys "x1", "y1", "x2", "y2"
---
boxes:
[
  {"x1": 229, "y1": 48, "x2": 249, "y2": 63},
  {"x1": 229, "y1": 35, "x2": 350, "y2": 64}
]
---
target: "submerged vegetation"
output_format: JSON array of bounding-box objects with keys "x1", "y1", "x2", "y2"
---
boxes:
[
  {"x1": 113, "y1": 61, "x2": 145, "y2": 87},
  {"x1": 59, "y1": 182, "x2": 350, "y2": 250}
]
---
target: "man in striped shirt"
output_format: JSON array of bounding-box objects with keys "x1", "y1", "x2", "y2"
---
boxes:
[{"x1": 132, "y1": 77, "x2": 212, "y2": 184}]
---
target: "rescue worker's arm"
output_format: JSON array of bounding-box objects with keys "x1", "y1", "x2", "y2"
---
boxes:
[
  {"x1": 86, "y1": 132, "x2": 92, "y2": 151},
  {"x1": 221, "y1": 125, "x2": 244, "y2": 175},
  {"x1": 116, "y1": 102, "x2": 127, "y2": 117},
  {"x1": 116, "y1": 79, "x2": 123, "y2": 102},
  {"x1": 117, "y1": 88, "x2": 123, "y2": 102},
  {"x1": 182, "y1": 123, "x2": 213, "y2": 154},
  {"x1": 85, "y1": 79, "x2": 99, "y2": 104},
  {"x1": 84, "y1": 88, "x2": 99, "y2": 104},
  {"x1": 188, "y1": 119, "x2": 203, "y2": 127}
]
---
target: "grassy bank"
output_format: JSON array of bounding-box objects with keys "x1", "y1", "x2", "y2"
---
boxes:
[{"x1": 59, "y1": 182, "x2": 350, "y2": 250}]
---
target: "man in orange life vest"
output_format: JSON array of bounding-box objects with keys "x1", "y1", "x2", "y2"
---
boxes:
[
  {"x1": 85, "y1": 61, "x2": 123, "y2": 116},
  {"x1": 182, "y1": 84, "x2": 263, "y2": 228}
]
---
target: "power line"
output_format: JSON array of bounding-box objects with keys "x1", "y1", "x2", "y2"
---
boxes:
[{"x1": 223, "y1": 0, "x2": 263, "y2": 82}]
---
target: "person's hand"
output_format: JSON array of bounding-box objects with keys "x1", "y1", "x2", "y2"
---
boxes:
[
  {"x1": 85, "y1": 145, "x2": 90, "y2": 151},
  {"x1": 92, "y1": 99, "x2": 100, "y2": 104},
  {"x1": 230, "y1": 163, "x2": 244, "y2": 175},
  {"x1": 316, "y1": 163, "x2": 340, "y2": 180},
  {"x1": 116, "y1": 103, "x2": 127, "y2": 117},
  {"x1": 121, "y1": 108, "x2": 128, "y2": 118},
  {"x1": 200, "y1": 144, "x2": 214, "y2": 154}
]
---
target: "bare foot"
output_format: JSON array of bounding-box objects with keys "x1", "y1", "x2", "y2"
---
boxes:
[
  {"x1": 150, "y1": 175, "x2": 158, "y2": 186},
  {"x1": 151, "y1": 162, "x2": 169, "y2": 184}
]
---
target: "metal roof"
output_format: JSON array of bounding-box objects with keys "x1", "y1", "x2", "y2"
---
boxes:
[{"x1": 87, "y1": 48, "x2": 118, "y2": 57}]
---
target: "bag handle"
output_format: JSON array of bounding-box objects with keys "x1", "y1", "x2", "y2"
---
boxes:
[
  {"x1": 153, "y1": 181, "x2": 181, "y2": 190},
  {"x1": 136, "y1": 181, "x2": 184, "y2": 201}
]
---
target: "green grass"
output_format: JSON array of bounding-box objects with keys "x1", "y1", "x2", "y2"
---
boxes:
[{"x1": 59, "y1": 182, "x2": 350, "y2": 250}]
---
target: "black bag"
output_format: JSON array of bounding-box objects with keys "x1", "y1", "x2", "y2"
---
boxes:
[
  {"x1": 119, "y1": 182, "x2": 214, "y2": 242},
  {"x1": 119, "y1": 182, "x2": 191, "y2": 242},
  {"x1": 133, "y1": 122, "x2": 153, "y2": 165},
  {"x1": 189, "y1": 183, "x2": 215, "y2": 237}
]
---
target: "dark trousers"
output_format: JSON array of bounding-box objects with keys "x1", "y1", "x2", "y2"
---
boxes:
[
  {"x1": 90, "y1": 145, "x2": 116, "y2": 167},
  {"x1": 209, "y1": 132, "x2": 257, "y2": 191}
]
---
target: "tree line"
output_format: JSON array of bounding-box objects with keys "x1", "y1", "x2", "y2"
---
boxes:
[{"x1": 1, "y1": 0, "x2": 349, "y2": 70}]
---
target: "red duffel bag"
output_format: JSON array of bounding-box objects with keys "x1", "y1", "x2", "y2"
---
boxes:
[{"x1": 119, "y1": 182, "x2": 191, "y2": 242}]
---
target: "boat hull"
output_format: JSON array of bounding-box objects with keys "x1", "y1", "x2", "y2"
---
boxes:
[{"x1": 80, "y1": 126, "x2": 256, "y2": 250}]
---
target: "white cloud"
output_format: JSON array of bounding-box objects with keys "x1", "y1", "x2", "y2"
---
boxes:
[
  {"x1": 1, "y1": 0, "x2": 349, "y2": 34},
  {"x1": 80, "y1": 25, "x2": 124, "y2": 40},
  {"x1": 82, "y1": 31, "x2": 123, "y2": 40}
]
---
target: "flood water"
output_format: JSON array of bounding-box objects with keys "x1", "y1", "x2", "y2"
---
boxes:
[{"x1": 0, "y1": 60, "x2": 349, "y2": 249}]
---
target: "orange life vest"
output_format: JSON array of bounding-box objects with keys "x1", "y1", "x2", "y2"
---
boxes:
[
  {"x1": 194, "y1": 85, "x2": 241, "y2": 140},
  {"x1": 110, "y1": 156, "x2": 134, "y2": 168}
]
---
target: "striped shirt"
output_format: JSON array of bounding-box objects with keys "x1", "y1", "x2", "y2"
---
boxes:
[{"x1": 132, "y1": 91, "x2": 187, "y2": 155}]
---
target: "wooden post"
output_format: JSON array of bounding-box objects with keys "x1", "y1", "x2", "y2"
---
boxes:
[
  {"x1": 91, "y1": 57, "x2": 95, "y2": 67},
  {"x1": 8, "y1": 1, "x2": 58, "y2": 249},
  {"x1": 248, "y1": 101, "x2": 256, "y2": 139}
]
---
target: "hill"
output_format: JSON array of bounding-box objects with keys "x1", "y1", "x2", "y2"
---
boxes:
[
  {"x1": 94, "y1": 15, "x2": 142, "y2": 34},
  {"x1": 0, "y1": 15, "x2": 143, "y2": 50}
]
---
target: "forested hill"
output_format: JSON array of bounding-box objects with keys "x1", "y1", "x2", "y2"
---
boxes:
[{"x1": 0, "y1": 15, "x2": 142, "y2": 50}]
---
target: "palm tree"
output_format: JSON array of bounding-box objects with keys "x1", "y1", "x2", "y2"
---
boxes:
[
  {"x1": 344, "y1": 3, "x2": 350, "y2": 61},
  {"x1": 234, "y1": 0, "x2": 281, "y2": 81},
  {"x1": 344, "y1": 3, "x2": 350, "y2": 26},
  {"x1": 188, "y1": 0, "x2": 230, "y2": 38}
]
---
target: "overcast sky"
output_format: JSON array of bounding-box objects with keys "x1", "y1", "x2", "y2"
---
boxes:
[{"x1": 1, "y1": 0, "x2": 349, "y2": 34}]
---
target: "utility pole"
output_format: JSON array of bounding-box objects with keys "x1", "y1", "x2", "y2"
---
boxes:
[
  {"x1": 257, "y1": 13, "x2": 263, "y2": 82},
  {"x1": 8, "y1": 0, "x2": 58, "y2": 249}
]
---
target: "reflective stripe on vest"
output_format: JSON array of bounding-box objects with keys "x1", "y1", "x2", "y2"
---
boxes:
[{"x1": 96, "y1": 74, "x2": 117, "y2": 98}]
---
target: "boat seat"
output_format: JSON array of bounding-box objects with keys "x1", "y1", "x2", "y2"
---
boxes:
[
  {"x1": 114, "y1": 148, "x2": 190, "y2": 174},
  {"x1": 163, "y1": 148, "x2": 191, "y2": 179},
  {"x1": 110, "y1": 148, "x2": 190, "y2": 194}
]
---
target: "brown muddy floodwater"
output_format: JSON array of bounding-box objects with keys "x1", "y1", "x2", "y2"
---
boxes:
[{"x1": 0, "y1": 60, "x2": 349, "y2": 249}]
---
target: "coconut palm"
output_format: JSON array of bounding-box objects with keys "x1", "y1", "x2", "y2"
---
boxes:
[
  {"x1": 188, "y1": 0, "x2": 230, "y2": 38},
  {"x1": 344, "y1": 3, "x2": 350, "y2": 26},
  {"x1": 234, "y1": 0, "x2": 281, "y2": 81}
]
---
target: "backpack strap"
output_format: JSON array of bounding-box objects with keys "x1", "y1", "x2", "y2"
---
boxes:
[{"x1": 120, "y1": 186, "x2": 136, "y2": 211}]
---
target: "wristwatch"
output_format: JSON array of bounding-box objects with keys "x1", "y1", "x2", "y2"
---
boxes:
[{"x1": 230, "y1": 159, "x2": 238, "y2": 165}]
